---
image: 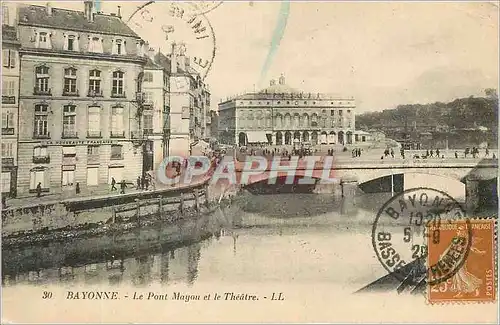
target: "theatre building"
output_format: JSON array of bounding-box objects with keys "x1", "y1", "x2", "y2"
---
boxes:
[
  {"x1": 218, "y1": 75, "x2": 356, "y2": 146},
  {"x1": 16, "y1": 1, "x2": 147, "y2": 196}
]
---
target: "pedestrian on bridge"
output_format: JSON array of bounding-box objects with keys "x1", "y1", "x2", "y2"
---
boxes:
[
  {"x1": 455, "y1": 151, "x2": 458, "y2": 159},
  {"x1": 436, "y1": 149, "x2": 440, "y2": 157}
]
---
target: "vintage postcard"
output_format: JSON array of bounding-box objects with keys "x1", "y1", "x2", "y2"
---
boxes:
[{"x1": 1, "y1": 0, "x2": 498, "y2": 323}]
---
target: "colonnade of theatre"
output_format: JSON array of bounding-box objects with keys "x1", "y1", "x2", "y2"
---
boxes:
[{"x1": 237, "y1": 130, "x2": 354, "y2": 146}]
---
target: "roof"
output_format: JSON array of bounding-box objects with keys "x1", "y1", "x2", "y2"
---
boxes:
[
  {"x1": 2, "y1": 25, "x2": 20, "y2": 44},
  {"x1": 145, "y1": 56, "x2": 163, "y2": 70},
  {"x1": 18, "y1": 5, "x2": 140, "y2": 38},
  {"x1": 258, "y1": 83, "x2": 302, "y2": 95}
]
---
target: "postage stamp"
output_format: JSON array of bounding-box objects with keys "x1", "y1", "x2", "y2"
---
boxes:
[
  {"x1": 372, "y1": 187, "x2": 472, "y2": 286},
  {"x1": 427, "y1": 219, "x2": 497, "y2": 303}
]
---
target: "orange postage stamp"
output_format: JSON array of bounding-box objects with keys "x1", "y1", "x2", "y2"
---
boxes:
[{"x1": 427, "y1": 219, "x2": 496, "y2": 303}]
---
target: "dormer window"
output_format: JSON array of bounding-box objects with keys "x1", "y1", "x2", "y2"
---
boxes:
[
  {"x1": 35, "y1": 31, "x2": 52, "y2": 49},
  {"x1": 88, "y1": 36, "x2": 103, "y2": 53},
  {"x1": 113, "y1": 39, "x2": 127, "y2": 55},
  {"x1": 64, "y1": 34, "x2": 79, "y2": 51}
]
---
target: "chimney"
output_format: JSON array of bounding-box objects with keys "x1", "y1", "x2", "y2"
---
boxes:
[
  {"x1": 117, "y1": 5, "x2": 121, "y2": 19},
  {"x1": 46, "y1": 2, "x2": 53, "y2": 16},
  {"x1": 84, "y1": 0, "x2": 95, "y2": 22},
  {"x1": 270, "y1": 79, "x2": 276, "y2": 86},
  {"x1": 279, "y1": 74, "x2": 285, "y2": 85},
  {"x1": 147, "y1": 47, "x2": 156, "y2": 60},
  {"x1": 171, "y1": 42, "x2": 178, "y2": 74},
  {"x1": 177, "y1": 42, "x2": 186, "y2": 71}
]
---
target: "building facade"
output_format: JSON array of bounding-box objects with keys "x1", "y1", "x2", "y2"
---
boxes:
[
  {"x1": 218, "y1": 75, "x2": 356, "y2": 146},
  {"x1": 2, "y1": 4, "x2": 20, "y2": 197},
  {"x1": 141, "y1": 49, "x2": 171, "y2": 171},
  {"x1": 168, "y1": 42, "x2": 211, "y2": 156},
  {"x1": 16, "y1": 1, "x2": 147, "y2": 196}
]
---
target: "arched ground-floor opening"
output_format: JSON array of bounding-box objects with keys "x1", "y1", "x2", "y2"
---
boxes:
[
  {"x1": 346, "y1": 131, "x2": 353, "y2": 144},
  {"x1": 302, "y1": 131, "x2": 310, "y2": 142},
  {"x1": 338, "y1": 131, "x2": 345, "y2": 145},
  {"x1": 320, "y1": 131, "x2": 328, "y2": 144},
  {"x1": 276, "y1": 131, "x2": 283, "y2": 145},
  {"x1": 329, "y1": 131, "x2": 336, "y2": 144},
  {"x1": 311, "y1": 131, "x2": 318, "y2": 145},
  {"x1": 238, "y1": 132, "x2": 247, "y2": 146},
  {"x1": 293, "y1": 131, "x2": 301, "y2": 140},
  {"x1": 284, "y1": 131, "x2": 292, "y2": 145}
]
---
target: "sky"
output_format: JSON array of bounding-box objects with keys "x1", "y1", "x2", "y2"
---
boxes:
[{"x1": 12, "y1": 1, "x2": 500, "y2": 113}]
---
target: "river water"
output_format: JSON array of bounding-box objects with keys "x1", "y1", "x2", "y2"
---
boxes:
[{"x1": 1, "y1": 190, "x2": 496, "y2": 293}]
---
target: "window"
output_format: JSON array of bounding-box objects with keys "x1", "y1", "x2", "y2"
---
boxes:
[
  {"x1": 33, "y1": 146, "x2": 48, "y2": 157},
  {"x1": 2, "y1": 5, "x2": 9, "y2": 25},
  {"x1": 1, "y1": 143, "x2": 13, "y2": 157},
  {"x1": 143, "y1": 114, "x2": 153, "y2": 135},
  {"x1": 339, "y1": 110, "x2": 343, "y2": 116},
  {"x1": 2, "y1": 80, "x2": 15, "y2": 96},
  {"x1": 2, "y1": 110, "x2": 14, "y2": 128},
  {"x1": 347, "y1": 110, "x2": 351, "y2": 114},
  {"x1": 2, "y1": 172, "x2": 11, "y2": 192},
  {"x1": 88, "y1": 36, "x2": 103, "y2": 53},
  {"x1": 113, "y1": 39, "x2": 126, "y2": 55},
  {"x1": 2, "y1": 49, "x2": 16, "y2": 68},
  {"x1": 30, "y1": 169, "x2": 47, "y2": 189},
  {"x1": 35, "y1": 66, "x2": 50, "y2": 94},
  {"x1": 63, "y1": 68, "x2": 77, "y2": 94},
  {"x1": 111, "y1": 71, "x2": 124, "y2": 96},
  {"x1": 62, "y1": 168, "x2": 75, "y2": 186},
  {"x1": 87, "y1": 145, "x2": 99, "y2": 155},
  {"x1": 38, "y1": 32, "x2": 50, "y2": 48},
  {"x1": 62, "y1": 146, "x2": 76, "y2": 157},
  {"x1": 87, "y1": 167, "x2": 99, "y2": 186},
  {"x1": 143, "y1": 72, "x2": 153, "y2": 82},
  {"x1": 34, "y1": 104, "x2": 49, "y2": 137},
  {"x1": 111, "y1": 145, "x2": 123, "y2": 160},
  {"x1": 63, "y1": 105, "x2": 76, "y2": 137},
  {"x1": 88, "y1": 69, "x2": 101, "y2": 96},
  {"x1": 87, "y1": 106, "x2": 100, "y2": 137},
  {"x1": 111, "y1": 106, "x2": 123, "y2": 136},
  {"x1": 68, "y1": 35, "x2": 75, "y2": 50},
  {"x1": 330, "y1": 110, "x2": 334, "y2": 116},
  {"x1": 143, "y1": 91, "x2": 153, "y2": 105}
]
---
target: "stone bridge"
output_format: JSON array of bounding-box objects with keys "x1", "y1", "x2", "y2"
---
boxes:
[{"x1": 230, "y1": 157, "x2": 498, "y2": 211}]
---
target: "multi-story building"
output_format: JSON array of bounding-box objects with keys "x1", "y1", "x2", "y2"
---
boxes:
[
  {"x1": 206, "y1": 110, "x2": 218, "y2": 140},
  {"x1": 218, "y1": 75, "x2": 356, "y2": 146},
  {"x1": 16, "y1": 1, "x2": 147, "y2": 196},
  {"x1": 2, "y1": 4, "x2": 20, "y2": 197},
  {"x1": 168, "y1": 42, "x2": 211, "y2": 156},
  {"x1": 141, "y1": 48, "x2": 171, "y2": 171}
]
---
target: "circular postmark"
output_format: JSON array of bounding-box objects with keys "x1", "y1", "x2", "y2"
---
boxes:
[
  {"x1": 184, "y1": 1, "x2": 224, "y2": 15},
  {"x1": 127, "y1": 1, "x2": 216, "y2": 80},
  {"x1": 372, "y1": 187, "x2": 472, "y2": 286}
]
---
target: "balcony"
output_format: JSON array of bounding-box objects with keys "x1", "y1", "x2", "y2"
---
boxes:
[
  {"x1": 143, "y1": 129, "x2": 153, "y2": 136},
  {"x1": 33, "y1": 87, "x2": 52, "y2": 96},
  {"x1": 33, "y1": 132, "x2": 51, "y2": 139},
  {"x1": 62, "y1": 131, "x2": 78, "y2": 139},
  {"x1": 110, "y1": 131, "x2": 125, "y2": 138},
  {"x1": 2, "y1": 127, "x2": 14, "y2": 135},
  {"x1": 87, "y1": 130, "x2": 102, "y2": 138},
  {"x1": 143, "y1": 102, "x2": 153, "y2": 110},
  {"x1": 2, "y1": 96, "x2": 15, "y2": 104},
  {"x1": 2, "y1": 158, "x2": 14, "y2": 166},
  {"x1": 62, "y1": 89, "x2": 80, "y2": 97},
  {"x1": 33, "y1": 155, "x2": 50, "y2": 164},
  {"x1": 130, "y1": 131, "x2": 143, "y2": 139},
  {"x1": 88, "y1": 89, "x2": 103, "y2": 97},
  {"x1": 111, "y1": 91, "x2": 126, "y2": 99}
]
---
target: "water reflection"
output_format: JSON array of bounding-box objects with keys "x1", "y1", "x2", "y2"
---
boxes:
[{"x1": 5, "y1": 191, "x2": 485, "y2": 289}]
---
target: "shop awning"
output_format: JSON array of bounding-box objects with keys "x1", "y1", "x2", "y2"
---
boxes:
[{"x1": 246, "y1": 131, "x2": 269, "y2": 143}]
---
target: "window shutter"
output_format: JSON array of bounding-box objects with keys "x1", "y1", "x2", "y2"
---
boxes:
[
  {"x1": 75, "y1": 36, "x2": 80, "y2": 52},
  {"x1": 122, "y1": 40, "x2": 127, "y2": 55},
  {"x1": 2, "y1": 49, "x2": 9, "y2": 67},
  {"x1": 9, "y1": 50, "x2": 15, "y2": 67},
  {"x1": 34, "y1": 32, "x2": 40, "y2": 48},
  {"x1": 63, "y1": 33, "x2": 67, "y2": 50}
]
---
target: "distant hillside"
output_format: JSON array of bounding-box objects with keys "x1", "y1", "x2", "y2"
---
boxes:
[{"x1": 356, "y1": 94, "x2": 498, "y2": 132}]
